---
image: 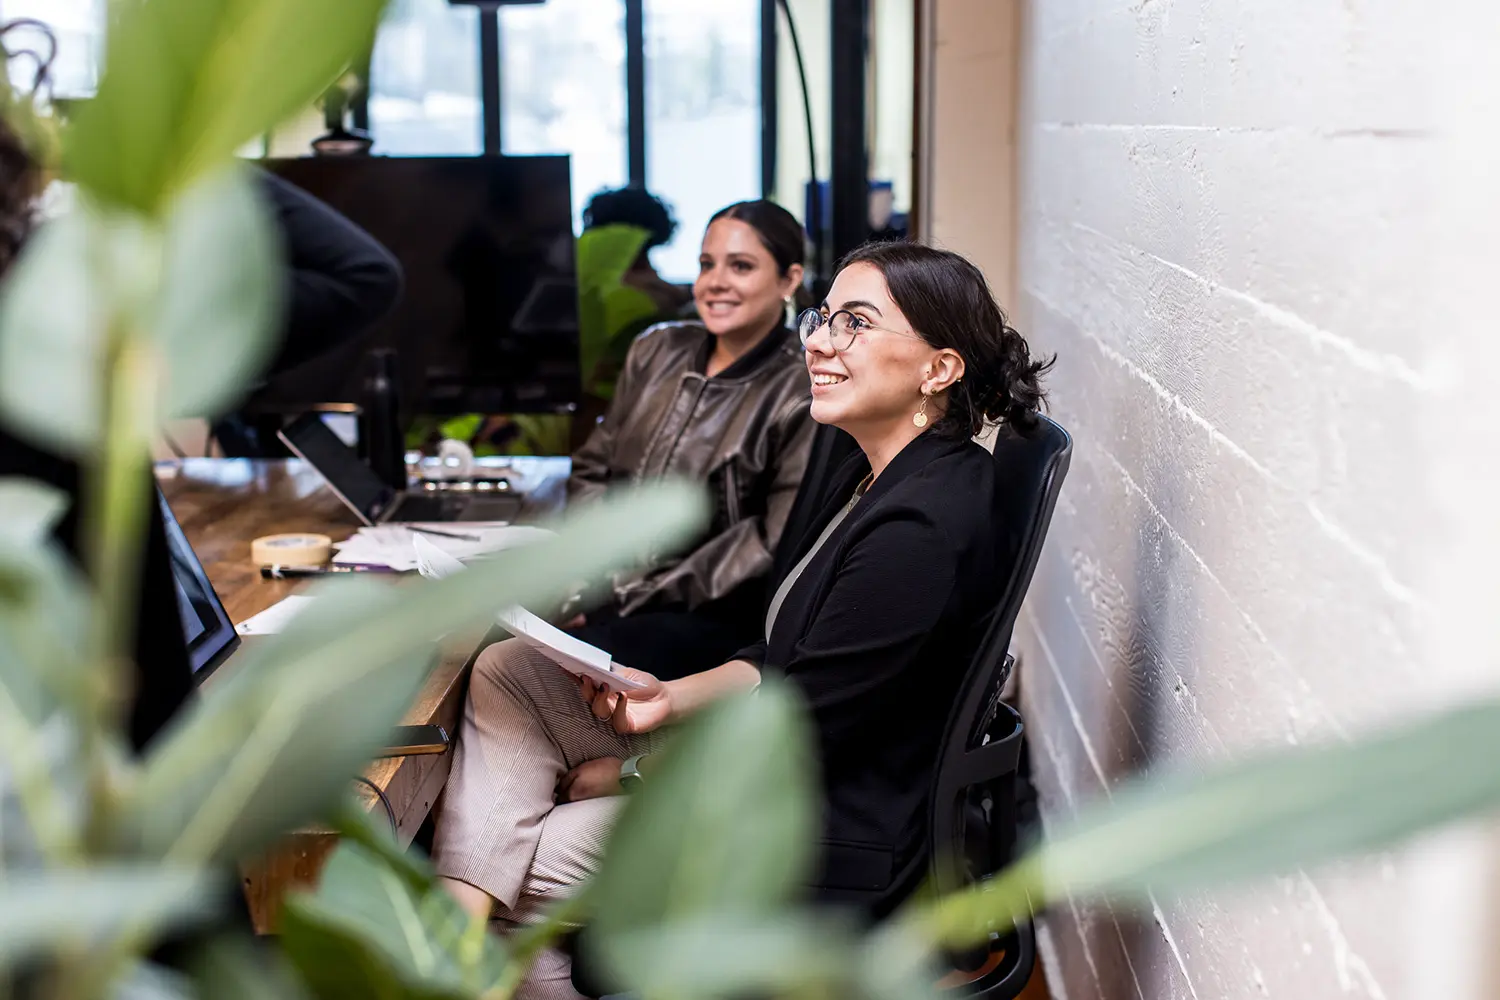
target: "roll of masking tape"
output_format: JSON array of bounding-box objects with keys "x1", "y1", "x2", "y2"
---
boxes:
[
  {"x1": 251, "y1": 533, "x2": 332, "y2": 568},
  {"x1": 437, "y1": 437, "x2": 475, "y2": 480}
]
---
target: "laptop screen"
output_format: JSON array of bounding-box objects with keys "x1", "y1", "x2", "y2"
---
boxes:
[
  {"x1": 278, "y1": 413, "x2": 394, "y2": 524},
  {"x1": 157, "y1": 487, "x2": 240, "y2": 680}
]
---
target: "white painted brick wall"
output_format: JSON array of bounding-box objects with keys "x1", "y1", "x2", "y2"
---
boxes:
[{"x1": 1007, "y1": 1, "x2": 1500, "y2": 998}]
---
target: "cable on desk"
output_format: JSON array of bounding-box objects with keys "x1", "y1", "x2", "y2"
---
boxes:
[{"x1": 355, "y1": 775, "x2": 398, "y2": 837}]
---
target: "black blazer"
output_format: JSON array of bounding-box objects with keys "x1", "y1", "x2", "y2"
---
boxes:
[{"x1": 737, "y1": 431, "x2": 1003, "y2": 915}]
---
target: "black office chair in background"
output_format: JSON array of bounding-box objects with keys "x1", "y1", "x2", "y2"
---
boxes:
[{"x1": 930, "y1": 413, "x2": 1072, "y2": 999}]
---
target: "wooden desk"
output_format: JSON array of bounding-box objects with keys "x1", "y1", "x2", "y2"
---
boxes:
[{"x1": 156, "y1": 456, "x2": 569, "y2": 931}]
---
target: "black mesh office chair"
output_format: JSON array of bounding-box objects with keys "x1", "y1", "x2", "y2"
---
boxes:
[{"x1": 930, "y1": 413, "x2": 1072, "y2": 998}]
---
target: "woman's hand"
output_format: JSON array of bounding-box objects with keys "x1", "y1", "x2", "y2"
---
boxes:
[
  {"x1": 578, "y1": 667, "x2": 673, "y2": 735},
  {"x1": 556, "y1": 757, "x2": 621, "y2": 803}
]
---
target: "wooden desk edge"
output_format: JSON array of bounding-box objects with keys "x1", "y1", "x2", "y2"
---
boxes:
[{"x1": 241, "y1": 633, "x2": 485, "y2": 933}]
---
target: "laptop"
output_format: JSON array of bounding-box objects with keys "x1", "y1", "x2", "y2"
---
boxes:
[
  {"x1": 277, "y1": 412, "x2": 523, "y2": 525},
  {"x1": 158, "y1": 486, "x2": 451, "y2": 756},
  {"x1": 158, "y1": 486, "x2": 241, "y2": 683}
]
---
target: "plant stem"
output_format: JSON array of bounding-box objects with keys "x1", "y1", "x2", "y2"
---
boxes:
[
  {"x1": 49, "y1": 336, "x2": 161, "y2": 1000},
  {"x1": 82, "y1": 334, "x2": 156, "y2": 850}
]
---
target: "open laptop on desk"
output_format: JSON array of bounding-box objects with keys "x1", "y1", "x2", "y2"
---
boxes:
[
  {"x1": 277, "y1": 412, "x2": 522, "y2": 525},
  {"x1": 158, "y1": 486, "x2": 240, "y2": 682},
  {"x1": 158, "y1": 487, "x2": 449, "y2": 756}
]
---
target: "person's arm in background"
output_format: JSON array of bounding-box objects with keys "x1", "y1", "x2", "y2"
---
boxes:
[
  {"x1": 616, "y1": 395, "x2": 815, "y2": 611},
  {"x1": 567, "y1": 327, "x2": 659, "y2": 506},
  {"x1": 256, "y1": 171, "x2": 404, "y2": 377}
]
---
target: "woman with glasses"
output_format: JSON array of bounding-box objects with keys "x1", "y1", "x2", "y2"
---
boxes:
[{"x1": 433, "y1": 242, "x2": 1051, "y2": 998}]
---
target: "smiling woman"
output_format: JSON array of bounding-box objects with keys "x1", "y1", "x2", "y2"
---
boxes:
[
  {"x1": 554, "y1": 199, "x2": 816, "y2": 683},
  {"x1": 693, "y1": 199, "x2": 806, "y2": 376}
]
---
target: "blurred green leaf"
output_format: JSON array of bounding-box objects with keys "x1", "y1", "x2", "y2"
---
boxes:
[
  {"x1": 332, "y1": 795, "x2": 436, "y2": 900},
  {"x1": 152, "y1": 167, "x2": 281, "y2": 421},
  {"x1": 594, "y1": 913, "x2": 860, "y2": 999},
  {"x1": 187, "y1": 934, "x2": 315, "y2": 1000},
  {"x1": 118, "y1": 576, "x2": 431, "y2": 865},
  {"x1": 279, "y1": 842, "x2": 508, "y2": 1000},
  {"x1": 0, "y1": 867, "x2": 215, "y2": 971},
  {"x1": 0, "y1": 201, "x2": 108, "y2": 452},
  {"x1": 111, "y1": 962, "x2": 195, "y2": 1000},
  {"x1": 67, "y1": 0, "x2": 387, "y2": 214},
  {"x1": 577, "y1": 225, "x2": 649, "y2": 290},
  {"x1": 587, "y1": 680, "x2": 817, "y2": 950},
  {"x1": 119, "y1": 484, "x2": 707, "y2": 865},
  {"x1": 0, "y1": 534, "x2": 91, "y2": 719},
  {"x1": 0, "y1": 478, "x2": 68, "y2": 544},
  {"x1": 576, "y1": 224, "x2": 659, "y2": 398},
  {"x1": 907, "y1": 696, "x2": 1500, "y2": 951},
  {"x1": 506, "y1": 415, "x2": 571, "y2": 457},
  {"x1": 0, "y1": 168, "x2": 279, "y2": 454}
]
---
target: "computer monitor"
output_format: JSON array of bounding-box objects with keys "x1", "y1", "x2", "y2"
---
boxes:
[
  {"x1": 262, "y1": 155, "x2": 579, "y2": 418},
  {"x1": 157, "y1": 488, "x2": 240, "y2": 681}
]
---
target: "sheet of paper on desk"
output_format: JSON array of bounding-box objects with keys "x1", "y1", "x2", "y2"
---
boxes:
[
  {"x1": 334, "y1": 522, "x2": 555, "y2": 572},
  {"x1": 236, "y1": 594, "x2": 318, "y2": 635}
]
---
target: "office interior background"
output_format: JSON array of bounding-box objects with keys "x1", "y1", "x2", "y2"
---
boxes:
[{"x1": 5, "y1": 1, "x2": 1499, "y2": 999}]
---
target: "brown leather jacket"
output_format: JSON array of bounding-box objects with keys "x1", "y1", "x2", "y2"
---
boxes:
[{"x1": 570, "y1": 320, "x2": 814, "y2": 618}]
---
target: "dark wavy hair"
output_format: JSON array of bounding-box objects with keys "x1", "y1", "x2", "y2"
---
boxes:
[
  {"x1": 837, "y1": 242, "x2": 1052, "y2": 437},
  {"x1": 708, "y1": 199, "x2": 807, "y2": 276},
  {"x1": 582, "y1": 185, "x2": 678, "y2": 251}
]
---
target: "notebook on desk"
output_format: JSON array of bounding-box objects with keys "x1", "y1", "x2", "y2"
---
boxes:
[{"x1": 277, "y1": 412, "x2": 522, "y2": 525}]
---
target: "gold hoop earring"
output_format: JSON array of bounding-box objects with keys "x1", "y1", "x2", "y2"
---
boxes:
[{"x1": 913, "y1": 391, "x2": 930, "y2": 429}]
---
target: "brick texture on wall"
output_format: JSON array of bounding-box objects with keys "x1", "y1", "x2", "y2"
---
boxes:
[{"x1": 977, "y1": 2, "x2": 1500, "y2": 998}]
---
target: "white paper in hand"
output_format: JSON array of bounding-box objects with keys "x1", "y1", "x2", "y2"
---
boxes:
[
  {"x1": 414, "y1": 534, "x2": 644, "y2": 693},
  {"x1": 496, "y1": 606, "x2": 646, "y2": 694}
]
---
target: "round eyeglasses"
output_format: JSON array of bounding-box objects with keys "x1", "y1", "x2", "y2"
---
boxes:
[{"x1": 796, "y1": 308, "x2": 921, "y2": 352}]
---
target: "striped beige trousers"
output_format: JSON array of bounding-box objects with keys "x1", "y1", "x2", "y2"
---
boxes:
[{"x1": 432, "y1": 638, "x2": 665, "y2": 999}]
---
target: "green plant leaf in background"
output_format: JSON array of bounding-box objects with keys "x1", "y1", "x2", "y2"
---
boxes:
[
  {"x1": 66, "y1": 0, "x2": 388, "y2": 215},
  {"x1": 117, "y1": 483, "x2": 707, "y2": 866},
  {"x1": 0, "y1": 477, "x2": 68, "y2": 543},
  {"x1": 0, "y1": 867, "x2": 215, "y2": 973},
  {"x1": 279, "y1": 842, "x2": 509, "y2": 1000},
  {"x1": 0, "y1": 485, "x2": 91, "y2": 722},
  {"x1": 0, "y1": 200, "x2": 107, "y2": 453},
  {"x1": 0, "y1": 168, "x2": 279, "y2": 455},
  {"x1": 575, "y1": 224, "x2": 659, "y2": 398},
  {"x1": 585, "y1": 679, "x2": 818, "y2": 987},
  {"x1": 906, "y1": 695, "x2": 1500, "y2": 952},
  {"x1": 111, "y1": 962, "x2": 196, "y2": 1000},
  {"x1": 187, "y1": 936, "x2": 316, "y2": 1000},
  {"x1": 332, "y1": 795, "x2": 437, "y2": 900},
  {"x1": 506, "y1": 414, "x2": 571, "y2": 457},
  {"x1": 596, "y1": 914, "x2": 869, "y2": 1000}
]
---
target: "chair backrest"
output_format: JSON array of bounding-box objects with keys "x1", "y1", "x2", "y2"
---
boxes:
[
  {"x1": 930, "y1": 413, "x2": 1072, "y2": 881},
  {"x1": 927, "y1": 414, "x2": 1070, "y2": 1000}
]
